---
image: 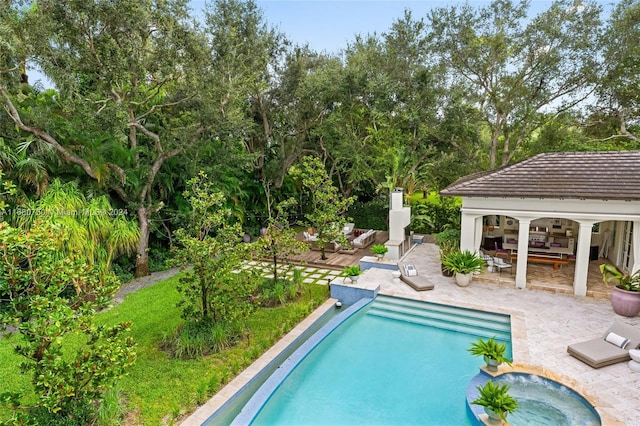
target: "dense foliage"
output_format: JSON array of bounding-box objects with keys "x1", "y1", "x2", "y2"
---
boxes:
[
  {"x1": 1, "y1": 1, "x2": 637, "y2": 270},
  {"x1": 0, "y1": 221, "x2": 135, "y2": 424}
]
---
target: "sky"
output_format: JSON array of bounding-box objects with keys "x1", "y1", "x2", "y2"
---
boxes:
[
  {"x1": 191, "y1": 0, "x2": 559, "y2": 54},
  {"x1": 29, "y1": 0, "x2": 610, "y2": 88}
]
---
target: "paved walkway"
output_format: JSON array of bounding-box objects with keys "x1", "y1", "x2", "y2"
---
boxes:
[
  {"x1": 112, "y1": 267, "x2": 182, "y2": 306},
  {"x1": 372, "y1": 242, "x2": 639, "y2": 425}
]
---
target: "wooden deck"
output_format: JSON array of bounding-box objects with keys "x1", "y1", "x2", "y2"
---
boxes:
[{"x1": 289, "y1": 230, "x2": 390, "y2": 270}]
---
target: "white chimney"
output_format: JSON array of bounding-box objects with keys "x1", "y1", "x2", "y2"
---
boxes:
[{"x1": 390, "y1": 187, "x2": 404, "y2": 211}]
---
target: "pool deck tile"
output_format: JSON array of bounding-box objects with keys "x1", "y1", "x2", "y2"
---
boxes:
[{"x1": 182, "y1": 243, "x2": 639, "y2": 426}]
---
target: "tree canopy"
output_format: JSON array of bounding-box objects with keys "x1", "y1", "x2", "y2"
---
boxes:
[{"x1": 1, "y1": 0, "x2": 637, "y2": 273}]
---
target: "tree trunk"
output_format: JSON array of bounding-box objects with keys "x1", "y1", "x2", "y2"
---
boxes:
[
  {"x1": 201, "y1": 280, "x2": 208, "y2": 319},
  {"x1": 135, "y1": 206, "x2": 151, "y2": 278}
]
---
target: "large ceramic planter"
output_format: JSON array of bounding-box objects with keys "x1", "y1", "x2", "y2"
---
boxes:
[
  {"x1": 455, "y1": 272, "x2": 472, "y2": 287},
  {"x1": 610, "y1": 286, "x2": 640, "y2": 317}
]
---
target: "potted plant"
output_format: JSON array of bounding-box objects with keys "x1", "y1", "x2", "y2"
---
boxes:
[
  {"x1": 342, "y1": 265, "x2": 362, "y2": 283},
  {"x1": 471, "y1": 380, "x2": 518, "y2": 424},
  {"x1": 441, "y1": 249, "x2": 485, "y2": 286},
  {"x1": 468, "y1": 336, "x2": 512, "y2": 372},
  {"x1": 436, "y1": 229, "x2": 460, "y2": 277},
  {"x1": 438, "y1": 241, "x2": 456, "y2": 277},
  {"x1": 371, "y1": 244, "x2": 388, "y2": 259},
  {"x1": 600, "y1": 263, "x2": 640, "y2": 317}
]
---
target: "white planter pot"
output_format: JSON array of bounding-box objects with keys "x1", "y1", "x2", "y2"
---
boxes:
[
  {"x1": 484, "y1": 407, "x2": 506, "y2": 424},
  {"x1": 484, "y1": 355, "x2": 501, "y2": 372},
  {"x1": 349, "y1": 275, "x2": 360, "y2": 283},
  {"x1": 455, "y1": 272, "x2": 472, "y2": 287}
]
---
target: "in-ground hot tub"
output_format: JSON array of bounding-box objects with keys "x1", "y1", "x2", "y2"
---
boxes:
[{"x1": 467, "y1": 371, "x2": 601, "y2": 425}]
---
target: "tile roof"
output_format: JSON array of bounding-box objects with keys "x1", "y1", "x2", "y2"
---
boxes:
[{"x1": 440, "y1": 151, "x2": 640, "y2": 201}]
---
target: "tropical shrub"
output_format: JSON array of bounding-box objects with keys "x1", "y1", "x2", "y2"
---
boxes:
[
  {"x1": 435, "y1": 228, "x2": 461, "y2": 251},
  {"x1": 468, "y1": 337, "x2": 512, "y2": 365},
  {"x1": 600, "y1": 263, "x2": 640, "y2": 292},
  {"x1": 441, "y1": 250, "x2": 484, "y2": 275},
  {"x1": 371, "y1": 244, "x2": 388, "y2": 256},
  {"x1": 411, "y1": 194, "x2": 461, "y2": 234},
  {"x1": 170, "y1": 172, "x2": 258, "y2": 357},
  {"x1": 342, "y1": 265, "x2": 362, "y2": 277},
  {"x1": 0, "y1": 221, "x2": 136, "y2": 423},
  {"x1": 257, "y1": 274, "x2": 302, "y2": 307}
]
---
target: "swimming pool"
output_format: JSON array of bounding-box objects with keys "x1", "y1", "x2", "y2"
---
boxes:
[{"x1": 231, "y1": 294, "x2": 512, "y2": 425}]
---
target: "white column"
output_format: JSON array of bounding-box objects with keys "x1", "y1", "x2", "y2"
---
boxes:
[
  {"x1": 632, "y1": 221, "x2": 640, "y2": 274},
  {"x1": 460, "y1": 211, "x2": 477, "y2": 252},
  {"x1": 573, "y1": 221, "x2": 594, "y2": 297},
  {"x1": 474, "y1": 216, "x2": 484, "y2": 253},
  {"x1": 515, "y1": 219, "x2": 531, "y2": 289}
]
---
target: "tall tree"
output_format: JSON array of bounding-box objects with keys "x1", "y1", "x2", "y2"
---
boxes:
[
  {"x1": 0, "y1": 0, "x2": 208, "y2": 277},
  {"x1": 317, "y1": 12, "x2": 444, "y2": 197},
  {"x1": 294, "y1": 156, "x2": 355, "y2": 260},
  {"x1": 204, "y1": 0, "x2": 283, "y2": 185},
  {"x1": 428, "y1": 0, "x2": 602, "y2": 167},
  {"x1": 589, "y1": 0, "x2": 640, "y2": 143},
  {"x1": 171, "y1": 172, "x2": 257, "y2": 355}
]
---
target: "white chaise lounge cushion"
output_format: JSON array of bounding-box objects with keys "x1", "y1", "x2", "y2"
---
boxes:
[{"x1": 605, "y1": 332, "x2": 630, "y2": 349}]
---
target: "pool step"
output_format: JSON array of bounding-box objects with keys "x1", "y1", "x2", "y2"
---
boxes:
[{"x1": 367, "y1": 294, "x2": 511, "y2": 341}]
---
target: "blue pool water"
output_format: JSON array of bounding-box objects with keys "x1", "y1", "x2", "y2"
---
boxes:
[
  {"x1": 237, "y1": 295, "x2": 512, "y2": 425},
  {"x1": 493, "y1": 373, "x2": 601, "y2": 425}
]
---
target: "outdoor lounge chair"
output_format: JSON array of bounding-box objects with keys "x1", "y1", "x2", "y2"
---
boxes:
[
  {"x1": 567, "y1": 320, "x2": 640, "y2": 368},
  {"x1": 492, "y1": 256, "x2": 513, "y2": 275},
  {"x1": 342, "y1": 222, "x2": 355, "y2": 238},
  {"x1": 397, "y1": 261, "x2": 435, "y2": 291}
]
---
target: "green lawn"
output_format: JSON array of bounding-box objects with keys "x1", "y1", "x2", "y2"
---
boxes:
[
  {"x1": 0, "y1": 264, "x2": 335, "y2": 425},
  {"x1": 409, "y1": 191, "x2": 461, "y2": 205}
]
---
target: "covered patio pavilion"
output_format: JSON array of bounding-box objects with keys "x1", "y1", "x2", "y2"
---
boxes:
[{"x1": 441, "y1": 151, "x2": 640, "y2": 296}]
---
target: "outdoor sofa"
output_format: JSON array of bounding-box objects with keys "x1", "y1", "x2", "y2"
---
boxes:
[
  {"x1": 352, "y1": 229, "x2": 376, "y2": 249},
  {"x1": 567, "y1": 319, "x2": 640, "y2": 368},
  {"x1": 397, "y1": 261, "x2": 435, "y2": 291}
]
